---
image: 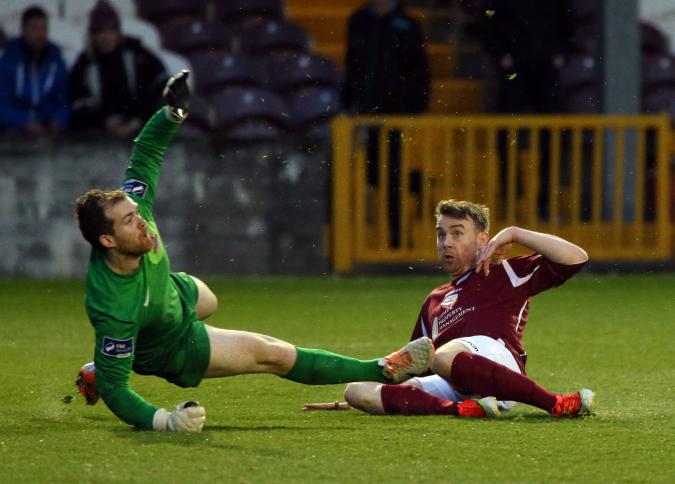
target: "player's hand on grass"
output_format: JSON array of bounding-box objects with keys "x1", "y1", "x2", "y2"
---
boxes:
[
  {"x1": 475, "y1": 227, "x2": 515, "y2": 276},
  {"x1": 153, "y1": 401, "x2": 205, "y2": 432},
  {"x1": 163, "y1": 69, "x2": 191, "y2": 121}
]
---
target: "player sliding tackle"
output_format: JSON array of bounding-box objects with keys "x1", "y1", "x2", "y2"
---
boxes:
[
  {"x1": 73, "y1": 70, "x2": 434, "y2": 432},
  {"x1": 327, "y1": 200, "x2": 595, "y2": 418}
]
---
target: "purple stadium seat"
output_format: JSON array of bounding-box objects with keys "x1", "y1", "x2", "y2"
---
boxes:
[
  {"x1": 186, "y1": 95, "x2": 215, "y2": 131},
  {"x1": 288, "y1": 86, "x2": 342, "y2": 132},
  {"x1": 238, "y1": 20, "x2": 310, "y2": 57},
  {"x1": 161, "y1": 20, "x2": 234, "y2": 57},
  {"x1": 211, "y1": 87, "x2": 289, "y2": 138},
  {"x1": 559, "y1": 55, "x2": 597, "y2": 90},
  {"x1": 642, "y1": 54, "x2": 675, "y2": 89},
  {"x1": 565, "y1": 85, "x2": 601, "y2": 113},
  {"x1": 214, "y1": 0, "x2": 284, "y2": 30},
  {"x1": 643, "y1": 86, "x2": 675, "y2": 117},
  {"x1": 135, "y1": 0, "x2": 208, "y2": 24},
  {"x1": 267, "y1": 53, "x2": 343, "y2": 94},
  {"x1": 559, "y1": 55, "x2": 599, "y2": 113},
  {"x1": 190, "y1": 53, "x2": 266, "y2": 93}
]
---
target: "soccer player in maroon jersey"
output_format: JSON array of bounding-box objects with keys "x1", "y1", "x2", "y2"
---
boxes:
[{"x1": 341, "y1": 199, "x2": 595, "y2": 418}]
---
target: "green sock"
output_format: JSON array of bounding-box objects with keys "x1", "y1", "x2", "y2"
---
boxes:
[{"x1": 284, "y1": 347, "x2": 387, "y2": 385}]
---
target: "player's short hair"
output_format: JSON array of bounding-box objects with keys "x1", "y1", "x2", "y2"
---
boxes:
[
  {"x1": 435, "y1": 199, "x2": 490, "y2": 232},
  {"x1": 74, "y1": 189, "x2": 128, "y2": 253},
  {"x1": 21, "y1": 5, "x2": 47, "y2": 27}
]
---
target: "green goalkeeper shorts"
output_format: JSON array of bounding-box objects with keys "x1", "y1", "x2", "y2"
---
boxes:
[{"x1": 164, "y1": 272, "x2": 212, "y2": 388}]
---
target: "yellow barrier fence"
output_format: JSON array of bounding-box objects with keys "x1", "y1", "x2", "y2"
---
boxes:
[{"x1": 331, "y1": 115, "x2": 672, "y2": 272}]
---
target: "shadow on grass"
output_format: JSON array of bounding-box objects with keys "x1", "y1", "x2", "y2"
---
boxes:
[
  {"x1": 204, "y1": 424, "x2": 354, "y2": 432},
  {"x1": 495, "y1": 412, "x2": 601, "y2": 424},
  {"x1": 112, "y1": 429, "x2": 246, "y2": 451}
]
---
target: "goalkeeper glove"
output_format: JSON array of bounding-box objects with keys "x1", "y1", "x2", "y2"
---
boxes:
[
  {"x1": 163, "y1": 69, "x2": 191, "y2": 122},
  {"x1": 153, "y1": 401, "x2": 206, "y2": 432}
]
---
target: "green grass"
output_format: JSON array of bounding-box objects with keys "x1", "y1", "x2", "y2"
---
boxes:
[{"x1": 1, "y1": 274, "x2": 674, "y2": 483}]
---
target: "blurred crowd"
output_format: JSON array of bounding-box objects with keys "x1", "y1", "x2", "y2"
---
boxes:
[
  {"x1": 0, "y1": 2, "x2": 168, "y2": 137},
  {"x1": 0, "y1": 0, "x2": 673, "y2": 139}
]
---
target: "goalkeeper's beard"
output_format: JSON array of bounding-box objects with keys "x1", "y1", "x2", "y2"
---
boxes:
[{"x1": 116, "y1": 233, "x2": 154, "y2": 257}]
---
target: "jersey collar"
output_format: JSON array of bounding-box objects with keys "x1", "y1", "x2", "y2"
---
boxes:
[{"x1": 452, "y1": 269, "x2": 474, "y2": 286}]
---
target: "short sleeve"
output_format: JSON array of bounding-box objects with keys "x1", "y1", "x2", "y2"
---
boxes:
[{"x1": 501, "y1": 254, "x2": 586, "y2": 297}]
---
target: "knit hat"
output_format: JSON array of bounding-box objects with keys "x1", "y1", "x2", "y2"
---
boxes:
[{"x1": 89, "y1": 1, "x2": 120, "y2": 33}]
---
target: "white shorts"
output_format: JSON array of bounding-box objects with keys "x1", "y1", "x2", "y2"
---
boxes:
[{"x1": 409, "y1": 335, "x2": 521, "y2": 411}]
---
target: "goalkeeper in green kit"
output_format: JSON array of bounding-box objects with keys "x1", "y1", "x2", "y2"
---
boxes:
[{"x1": 73, "y1": 70, "x2": 434, "y2": 433}]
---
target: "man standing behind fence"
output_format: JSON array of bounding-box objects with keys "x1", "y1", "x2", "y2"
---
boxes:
[{"x1": 343, "y1": 0, "x2": 430, "y2": 248}]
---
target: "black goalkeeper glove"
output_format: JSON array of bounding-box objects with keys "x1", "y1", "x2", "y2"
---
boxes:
[{"x1": 163, "y1": 69, "x2": 191, "y2": 121}]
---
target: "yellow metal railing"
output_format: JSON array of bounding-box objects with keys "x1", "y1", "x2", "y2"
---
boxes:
[{"x1": 331, "y1": 115, "x2": 672, "y2": 272}]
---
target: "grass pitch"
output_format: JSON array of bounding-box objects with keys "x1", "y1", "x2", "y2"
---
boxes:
[{"x1": 1, "y1": 274, "x2": 674, "y2": 483}]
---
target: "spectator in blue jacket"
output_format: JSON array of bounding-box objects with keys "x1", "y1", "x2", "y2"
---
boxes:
[{"x1": 0, "y1": 6, "x2": 69, "y2": 135}]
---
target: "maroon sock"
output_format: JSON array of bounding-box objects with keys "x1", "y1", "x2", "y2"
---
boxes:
[
  {"x1": 450, "y1": 352, "x2": 557, "y2": 412},
  {"x1": 380, "y1": 384, "x2": 459, "y2": 415}
]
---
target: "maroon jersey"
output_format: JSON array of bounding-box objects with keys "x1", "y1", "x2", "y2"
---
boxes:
[{"x1": 410, "y1": 254, "x2": 585, "y2": 372}]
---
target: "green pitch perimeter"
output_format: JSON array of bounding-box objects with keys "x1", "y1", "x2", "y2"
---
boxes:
[{"x1": 1, "y1": 274, "x2": 673, "y2": 483}]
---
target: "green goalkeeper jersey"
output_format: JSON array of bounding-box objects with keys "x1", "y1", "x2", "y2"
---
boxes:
[{"x1": 85, "y1": 108, "x2": 190, "y2": 430}]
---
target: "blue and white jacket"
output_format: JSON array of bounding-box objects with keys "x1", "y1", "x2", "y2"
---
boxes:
[{"x1": 0, "y1": 38, "x2": 69, "y2": 130}]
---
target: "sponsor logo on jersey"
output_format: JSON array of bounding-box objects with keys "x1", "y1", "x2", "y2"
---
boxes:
[
  {"x1": 441, "y1": 288, "x2": 461, "y2": 309},
  {"x1": 122, "y1": 179, "x2": 148, "y2": 198},
  {"x1": 102, "y1": 336, "x2": 134, "y2": 358}
]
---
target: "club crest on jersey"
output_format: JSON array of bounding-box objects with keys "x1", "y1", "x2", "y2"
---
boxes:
[
  {"x1": 122, "y1": 179, "x2": 148, "y2": 198},
  {"x1": 102, "y1": 336, "x2": 134, "y2": 358},
  {"x1": 441, "y1": 288, "x2": 461, "y2": 309}
]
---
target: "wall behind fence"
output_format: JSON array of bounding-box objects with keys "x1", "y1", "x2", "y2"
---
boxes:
[{"x1": 0, "y1": 136, "x2": 331, "y2": 277}]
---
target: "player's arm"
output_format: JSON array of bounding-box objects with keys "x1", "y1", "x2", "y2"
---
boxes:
[
  {"x1": 122, "y1": 70, "x2": 191, "y2": 210},
  {"x1": 92, "y1": 314, "x2": 204, "y2": 432},
  {"x1": 476, "y1": 226, "x2": 588, "y2": 275}
]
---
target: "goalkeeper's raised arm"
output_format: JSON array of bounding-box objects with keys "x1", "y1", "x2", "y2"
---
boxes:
[{"x1": 122, "y1": 69, "x2": 191, "y2": 212}]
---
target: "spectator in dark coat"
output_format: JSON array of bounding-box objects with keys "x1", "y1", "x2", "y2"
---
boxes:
[
  {"x1": 343, "y1": 1, "x2": 429, "y2": 248},
  {"x1": 343, "y1": 0, "x2": 429, "y2": 114},
  {"x1": 69, "y1": 1, "x2": 167, "y2": 137},
  {"x1": 480, "y1": 0, "x2": 574, "y2": 113},
  {"x1": 0, "y1": 6, "x2": 69, "y2": 135},
  {"x1": 479, "y1": 0, "x2": 574, "y2": 220}
]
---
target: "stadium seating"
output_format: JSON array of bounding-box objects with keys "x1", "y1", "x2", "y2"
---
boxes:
[
  {"x1": 643, "y1": 86, "x2": 675, "y2": 116},
  {"x1": 184, "y1": 94, "x2": 215, "y2": 133},
  {"x1": 643, "y1": 54, "x2": 675, "y2": 88},
  {"x1": 642, "y1": 54, "x2": 675, "y2": 116},
  {"x1": 161, "y1": 20, "x2": 233, "y2": 57},
  {"x1": 212, "y1": 87, "x2": 289, "y2": 138},
  {"x1": 214, "y1": 0, "x2": 285, "y2": 30},
  {"x1": 239, "y1": 20, "x2": 310, "y2": 57},
  {"x1": 135, "y1": 0, "x2": 208, "y2": 26},
  {"x1": 559, "y1": 54, "x2": 599, "y2": 113},
  {"x1": 267, "y1": 52, "x2": 342, "y2": 94},
  {"x1": 190, "y1": 52, "x2": 265, "y2": 93},
  {"x1": 287, "y1": 86, "x2": 342, "y2": 133}
]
